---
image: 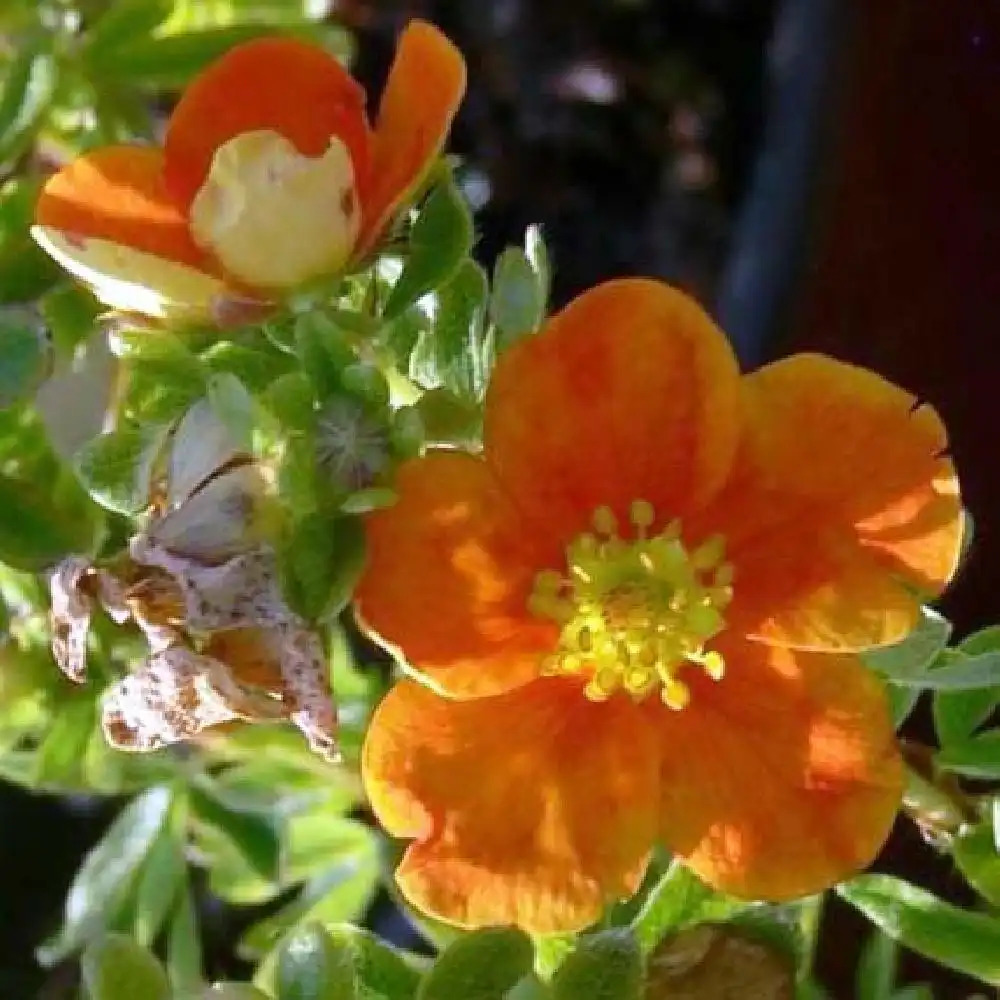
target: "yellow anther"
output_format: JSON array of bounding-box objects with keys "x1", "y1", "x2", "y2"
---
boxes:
[
  {"x1": 592, "y1": 506, "x2": 618, "y2": 536},
  {"x1": 661, "y1": 677, "x2": 691, "y2": 711},
  {"x1": 527, "y1": 501, "x2": 733, "y2": 710},
  {"x1": 630, "y1": 499, "x2": 655, "y2": 530}
]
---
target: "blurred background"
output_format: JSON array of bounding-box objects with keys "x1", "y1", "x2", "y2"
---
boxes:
[{"x1": 2, "y1": 0, "x2": 999, "y2": 996}]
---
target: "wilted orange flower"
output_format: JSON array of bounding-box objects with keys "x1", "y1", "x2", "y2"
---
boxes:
[
  {"x1": 356, "y1": 279, "x2": 962, "y2": 933},
  {"x1": 31, "y1": 21, "x2": 465, "y2": 323}
]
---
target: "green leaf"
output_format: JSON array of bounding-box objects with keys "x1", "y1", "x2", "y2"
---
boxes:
[
  {"x1": 202, "y1": 339, "x2": 294, "y2": 392},
  {"x1": 856, "y1": 931, "x2": 897, "y2": 1000},
  {"x1": 0, "y1": 179, "x2": 60, "y2": 303},
  {"x1": 205, "y1": 987, "x2": 273, "y2": 1000},
  {"x1": 383, "y1": 176, "x2": 474, "y2": 320},
  {"x1": 0, "y1": 46, "x2": 56, "y2": 165},
  {"x1": 85, "y1": 0, "x2": 172, "y2": 56},
  {"x1": 935, "y1": 728, "x2": 1000, "y2": 778},
  {"x1": 33, "y1": 691, "x2": 97, "y2": 788},
  {"x1": 74, "y1": 423, "x2": 167, "y2": 514},
  {"x1": 277, "y1": 923, "x2": 355, "y2": 1000},
  {"x1": 245, "y1": 838, "x2": 380, "y2": 967},
  {"x1": 414, "y1": 387, "x2": 482, "y2": 448},
  {"x1": 490, "y1": 245, "x2": 545, "y2": 344},
  {"x1": 550, "y1": 930, "x2": 642, "y2": 1000},
  {"x1": 189, "y1": 779, "x2": 282, "y2": 882},
  {"x1": 168, "y1": 878, "x2": 203, "y2": 994},
  {"x1": 40, "y1": 284, "x2": 99, "y2": 358},
  {"x1": 325, "y1": 925, "x2": 422, "y2": 1000},
  {"x1": 524, "y1": 224, "x2": 551, "y2": 305},
  {"x1": 418, "y1": 927, "x2": 533, "y2": 1000},
  {"x1": 0, "y1": 316, "x2": 49, "y2": 407},
  {"x1": 0, "y1": 464, "x2": 102, "y2": 570},
  {"x1": 953, "y1": 822, "x2": 1000, "y2": 906},
  {"x1": 898, "y1": 650, "x2": 1000, "y2": 690},
  {"x1": 81, "y1": 934, "x2": 171, "y2": 1000},
  {"x1": 630, "y1": 861, "x2": 747, "y2": 953},
  {"x1": 133, "y1": 828, "x2": 186, "y2": 946},
  {"x1": 864, "y1": 608, "x2": 952, "y2": 681},
  {"x1": 96, "y1": 25, "x2": 280, "y2": 90},
  {"x1": 295, "y1": 314, "x2": 354, "y2": 402},
  {"x1": 933, "y1": 626, "x2": 1000, "y2": 745},
  {"x1": 410, "y1": 260, "x2": 491, "y2": 402},
  {"x1": 837, "y1": 875, "x2": 1000, "y2": 985},
  {"x1": 279, "y1": 511, "x2": 366, "y2": 622},
  {"x1": 116, "y1": 331, "x2": 206, "y2": 424},
  {"x1": 208, "y1": 372, "x2": 257, "y2": 450},
  {"x1": 38, "y1": 786, "x2": 173, "y2": 964},
  {"x1": 266, "y1": 372, "x2": 317, "y2": 433}
]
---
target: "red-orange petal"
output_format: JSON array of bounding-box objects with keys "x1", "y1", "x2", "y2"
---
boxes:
[
  {"x1": 35, "y1": 146, "x2": 214, "y2": 273},
  {"x1": 354, "y1": 21, "x2": 467, "y2": 258},
  {"x1": 163, "y1": 37, "x2": 371, "y2": 211},
  {"x1": 355, "y1": 451, "x2": 557, "y2": 698},
  {"x1": 701, "y1": 354, "x2": 962, "y2": 650},
  {"x1": 654, "y1": 637, "x2": 902, "y2": 901},
  {"x1": 485, "y1": 279, "x2": 742, "y2": 546},
  {"x1": 363, "y1": 677, "x2": 658, "y2": 933}
]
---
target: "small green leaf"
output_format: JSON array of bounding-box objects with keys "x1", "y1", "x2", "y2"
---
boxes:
[
  {"x1": 189, "y1": 779, "x2": 281, "y2": 882},
  {"x1": 85, "y1": 0, "x2": 172, "y2": 56},
  {"x1": 115, "y1": 331, "x2": 206, "y2": 424},
  {"x1": 168, "y1": 878, "x2": 203, "y2": 994},
  {"x1": 205, "y1": 986, "x2": 273, "y2": 1000},
  {"x1": 33, "y1": 692, "x2": 96, "y2": 787},
  {"x1": 0, "y1": 46, "x2": 56, "y2": 165},
  {"x1": 208, "y1": 372, "x2": 257, "y2": 450},
  {"x1": 74, "y1": 423, "x2": 167, "y2": 514},
  {"x1": 133, "y1": 828, "x2": 186, "y2": 946},
  {"x1": 933, "y1": 627, "x2": 1000, "y2": 744},
  {"x1": 550, "y1": 930, "x2": 642, "y2": 1000},
  {"x1": 97, "y1": 25, "x2": 279, "y2": 90},
  {"x1": 953, "y1": 822, "x2": 1000, "y2": 906},
  {"x1": 838, "y1": 874, "x2": 1000, "y2": 985},
  {"x1": 630, "y1": 861, "x2": 747, "y2": 953},
  {"x1": 266, "y1": 372, "x2": 317, "y2": 433},
  {"x1": 279, "y1": 511, "x2": 366, "y2": 621},
  {"x1": 39, "y1": 284, "x2": 99, "y2": 358},
  {"x1": 410, "y1": 260, "x2": 491, "y2": 402},
  {"x1": 383, "y1": 176, "x2": 474, "y2": 320},
  {"x1": 326, "y1": 925, "x2": 422, "y2": 1000},
  {"x1": 202, "y1": 339, "x2": 294, "y2": 392},
  {"x1": 898, "y1": 650, "x2": 1000, "y2": 690},
  {"x1": 864, "y1": 608, "x2": 952, "y2": 680},
  {"x1": 38, "y1": 786, "x2": 172, "y2": 964},
  {"x1": 524, "y1": 224, "x2": 551, "y2": 304},
  {"x1": 490, "y1": 246, "x2": 545, "y2": 344},
  {"x1": 418, "y1": 927, "x2": 533, "y2": 1000},
  {"x1": 0, "y1": 316, "x2": 49, "y2": 407},
  {"x1": 277, "y1": 923, "x2": 355, "y2": 1000},
  {"x1": 856, "y1": 930, "x2": 897, "y2": 1000},
  {"x1": 81, "y1": 934, "x2": 171, "y2": 1000},
  {"x1": 935, "y1": 729, "x2": 1000, "y2": 778}
]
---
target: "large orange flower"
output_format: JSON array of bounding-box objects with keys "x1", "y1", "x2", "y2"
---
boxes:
[
  {"x1": 31, "y1": 22, "x2": 465, "y2": 323},
  {"x1": 356, "y1": 279, "x2": 963, "y2": 934}
]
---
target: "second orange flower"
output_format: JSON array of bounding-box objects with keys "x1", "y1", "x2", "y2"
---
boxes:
[{"x1": 356, "y1": 278, "x2": 963, "y2": 934}]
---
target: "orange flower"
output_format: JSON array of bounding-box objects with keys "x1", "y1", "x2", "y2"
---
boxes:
[
  {"x1": 356, "y1": 279, "x2": 963, "y2": 933},
  {"x1": 31, "y1": 22, "x2": 465, "y2": 323}
]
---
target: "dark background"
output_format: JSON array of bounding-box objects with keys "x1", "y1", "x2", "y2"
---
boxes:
[{"x1": 2, "y1": 1, "x2": 999, "y2": 996}]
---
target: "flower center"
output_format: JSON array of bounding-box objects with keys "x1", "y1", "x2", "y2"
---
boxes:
[
  {"x1": 527, "y1": 501, "x2": 733, "y2": 708},
  {"x1": 189, "y1": 129, "x2": 360, "y2": 290}
]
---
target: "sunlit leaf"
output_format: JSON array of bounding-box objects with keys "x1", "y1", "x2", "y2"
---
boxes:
[
  {"x1": 74, "y1": 423, "x2": 167, "y2": 514},
  {"x1": 38, "y1": 786, "x2": 173, "y2": 964},
  {"x1": 383, "y1": 175, "x2": 474, "y2": 320},
  {"x1": 549, "y1": 930, "x2": 641, "y2": 1000},
  {"x1": 838, "y1": 875, "x2": 1000, "y2": 985},
  {"x1": 277, "y1": 923, "x2": 355, "y2": 1000},
  {"x1": 418, "y1": 927, "x2": 533, "y2": 1000},
  {"x1": 81, "y1": 934, "x2": 171, "y2": 1000}
]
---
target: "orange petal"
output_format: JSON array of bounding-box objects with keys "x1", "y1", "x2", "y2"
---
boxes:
[
  {"x1": 355, "y1": 451, "x2": 557, "y2": 698},
  {"x1": 485, "y1": 279, "x2": 741, "y2": 544},
  {"x1": 355, "y1": 21, "x2": 466, "y2": 257},
  {"x1": 363, "y1": 678, "x2": 658, "y2": 933},
  {"x1": 655, "y1": 638, "x2": 902, "y2": 901},
  {"x1": 35, "y1": 146, "x2": 213, "y2": 272},
  {"x1": 163, "y1": 37, "x2": 371, "y2": 211},
  {"x1": 701, "y1": 354, "x2": 962, "y2": 650}
]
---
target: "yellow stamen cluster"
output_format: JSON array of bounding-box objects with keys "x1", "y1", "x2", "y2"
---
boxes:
[{"x1": 528, "y1": 501, "x2": 734, "y2": 708}]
